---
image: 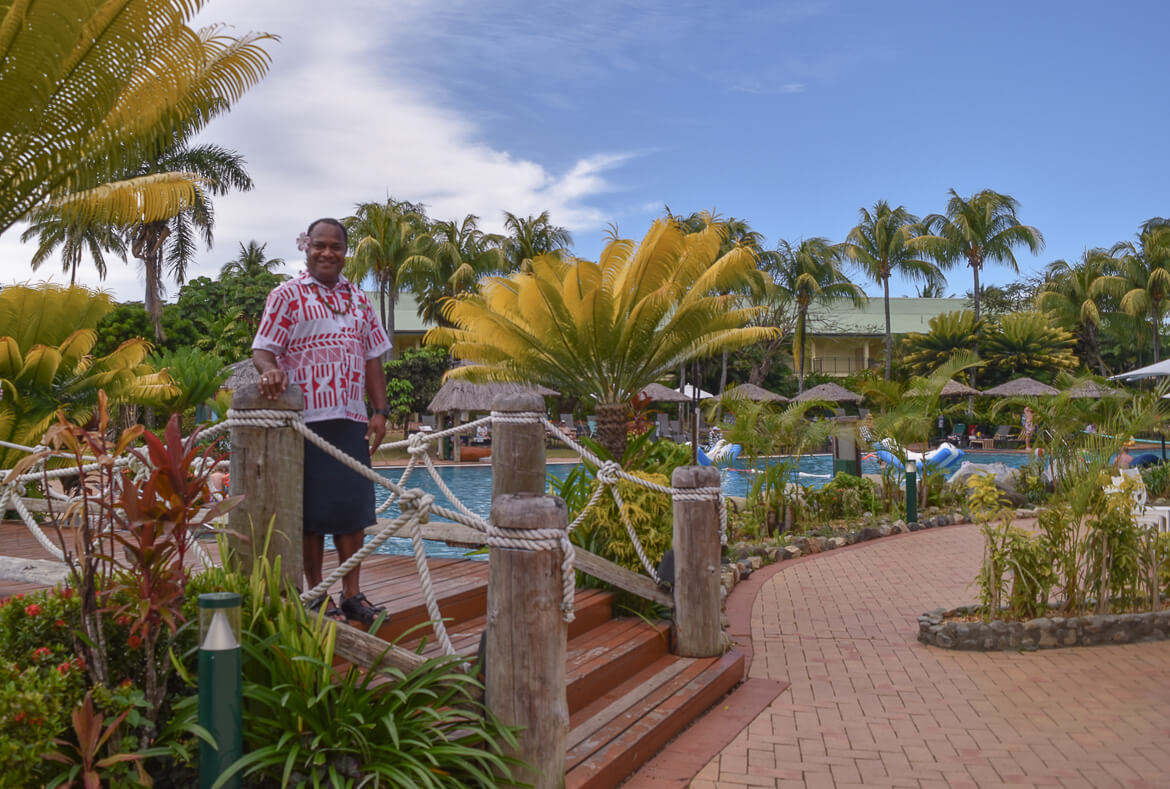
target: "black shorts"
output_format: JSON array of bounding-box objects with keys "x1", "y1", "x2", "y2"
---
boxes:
[{"x1": 303, "y1": 419, "x2": 375, "y2": 536}]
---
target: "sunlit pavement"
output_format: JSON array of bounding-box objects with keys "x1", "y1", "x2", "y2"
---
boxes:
[{"x1": 633, "y1": 522, "x2": 1170, "y2": 788}]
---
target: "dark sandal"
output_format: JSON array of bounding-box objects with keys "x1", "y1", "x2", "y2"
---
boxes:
[
  {"x1": 340, "y1": 593, "x2": 385, "y2": 626},
  {"x1": 307, "y1": 595, "x2": 345, "y2": 622}
]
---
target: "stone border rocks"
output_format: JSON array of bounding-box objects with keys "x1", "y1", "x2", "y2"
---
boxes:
[{"x1": 918, "y1": 604, "x2": 1170, "y2": 650}]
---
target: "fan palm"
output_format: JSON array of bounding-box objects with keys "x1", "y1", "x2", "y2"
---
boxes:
[
  {"x1": 426, "y1": 218, "x2": 779, "y2": 460},
  {"x1": 0, "y1": 2, "x2": 274, "y2": 235},
  {"x1": 344, "y1": 199, "x2": 434, "y2": 358},
  {"x1": 0, "y1": 284, "x2": 176, "y2": 469},
  {"x1": 1100, "y1": 220, "x2": 1170, "y2": 362},
  {"x1": 919, "y1": 189, "x2": 1045, "y2": 321},
  {"x1": 763, "y1": 238, "x2": 865, "y2": 393},
  {"x1": 402, "y1": 214, "x2": 506, "y2": 326},
  {"x1": 900, "y1": 310, "x2": 984, "y2": 379},
  {"x1": 1035, "y1": 249, "x2": 1116, "y2": 375},
  {"x1": 843, "y1": 201, "x2": 943, "y2": 380}
]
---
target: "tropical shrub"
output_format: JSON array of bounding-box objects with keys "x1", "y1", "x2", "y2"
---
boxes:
[
  {"x1": 0, "y1": 654, "x2": 87, "y2": 788},
  {"x1": 807, "y1": 473, "x2": 877, "y2": 520}
]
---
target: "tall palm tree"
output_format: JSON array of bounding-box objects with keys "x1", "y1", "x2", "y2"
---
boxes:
[
  {"x1": 843, "y1": 200, "x2": 943, "y2": 380},
  {"x1": 1102, "y1": 220, "x2": 1170, "y2": 362},
  {"x1": 219, "y1": 240, "x2": 285, "y2": 278},
  {"x1": 126, "y1": 141, "x2": 254, "y2": 343},
  {"x1": 502, "y1": 210, "x2": 573, "y2": 271},
  {"x1": 426, "y1": 218, "x2": 778, "y2": 460},
  {"x1": 1035, "y1": 249, "x2": 1116, "y2": 375},
  {"x1": 20, "y1": 214, "x2": 127, "y2": 285},
  {"x1": 401, "y1": 214, "x2": 506, "y2": 326},
  {"x1": 344, "y1": 199, "x2": 434, "y2": 359},
  {"x1": 918, "y1": 189, "x2": 1045, "y2": 321},
  {"x1": 762, "y1": 238, "x2": 866, "y2": 393},
  {"x1": 0, "y1": 2, "x2": 273, "y2": 235}
]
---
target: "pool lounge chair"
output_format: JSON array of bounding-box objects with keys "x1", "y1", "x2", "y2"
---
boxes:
[
  {"x1": 992, "y1": 425, "x2": 1021, "y2": 449},
  {"x1": 1105, "y1": 469, "x2": 1170, "y2": 533}
]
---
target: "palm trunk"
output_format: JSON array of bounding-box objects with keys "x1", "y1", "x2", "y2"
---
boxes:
[
  {"x1": 972, "y1": 266, "x2": 981, "y2": 322},
  {"x1": 796, "y1": 310, "x2": 806, "y2": 394},
  {"x1": 595, "y1": 401, "x2": 628, "y2": 461},
  {"x1": 882, "y1": 276, "x2": 892, "y2": 381},
  {"x1": 1086, "y1": 322, "x2": 1107, "y2": 377},
  {"x1": 1153, "y1": 301, "x2": 1163, "y2": 363}
]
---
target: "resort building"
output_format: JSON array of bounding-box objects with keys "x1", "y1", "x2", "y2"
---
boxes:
[{"x1": 804, "y1": 297, "x2": 968, "y2": 377}]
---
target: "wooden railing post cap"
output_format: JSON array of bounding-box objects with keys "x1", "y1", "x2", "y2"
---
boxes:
[
  {"x1": 231, "y1": 383, "x2": 304, "y2": 412},
  {"x1": 672, "y1": 465, "x2": 721, "y2": 489},
  {"x1": 492, "y1": 391, "x2": 546, "y2": 414},
  {"x1": 491, "y1": 493, "x2": 567, "y2": 531}
]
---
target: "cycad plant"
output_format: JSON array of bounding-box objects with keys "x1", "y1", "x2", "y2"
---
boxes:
[
  {"x1": 426, "y1": 218, "x2": 777, "y2": 460},
  {"x1": 979, "y1": 311, "x2": 1078, "y2": 385},
  {"x1": 900, "y1": 310, "x2": 984, "y2": 379}
]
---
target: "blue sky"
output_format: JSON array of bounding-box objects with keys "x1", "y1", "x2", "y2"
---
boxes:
[{"x1": 2, "y1": 0, "x2": 1168, "y2": 303}]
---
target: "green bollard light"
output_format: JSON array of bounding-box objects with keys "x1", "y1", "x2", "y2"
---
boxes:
[
  {"x1": 905, "y1": 467, "x2": 917, "y2": 525},
  {"x1": 198, "y1": 592, "x2": 242, "y2": 789}
]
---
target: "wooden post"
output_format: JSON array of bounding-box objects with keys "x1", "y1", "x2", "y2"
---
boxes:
[
  {"x1": 671, "y1": 465, "x2": 723, "y2": 657},
  {"x1": 487, "y1": 494, "x2": 568, "y2": 788},
  {"x1": 492, "y1": 392, "x2": 547, "y2": 497},
  {"x1": 486, "y1": 391, "x2": 565, "y2": 788},
  {"x1": 228, "y1": 383, "x2": 304, "y2": 592}
]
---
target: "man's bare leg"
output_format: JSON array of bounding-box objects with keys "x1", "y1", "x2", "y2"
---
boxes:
[
  {"x1": 303, "y1": 533, "x2": 325, "y2": 590},
  {"x1": 335, "y1": 531, "x2": 365, "y2": 600}
]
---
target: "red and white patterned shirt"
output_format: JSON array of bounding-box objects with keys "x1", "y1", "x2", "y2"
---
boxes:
[{"x1": 252, "y1": 271, "x2": 392, "y2": 423}]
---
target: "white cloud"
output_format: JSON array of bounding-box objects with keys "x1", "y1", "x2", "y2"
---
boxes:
[{"x1": 0, "y1": 0, "x2": 632, "y2": 301}]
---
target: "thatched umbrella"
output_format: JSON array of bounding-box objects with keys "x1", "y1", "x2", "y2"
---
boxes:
[
  {"x1": 939, "y1": 378, "x2": 981, "y2": 398},
  {"x1": 981, "y1": 377, "x2": 1059, "y2": 397},
  {"x1": 640, "y1": 382, "x2": 693, "y2": 403},
  {"x1": 791, "y1": 382, "x2": 862, "y2": 403},
  {"x1": 427, "y1": 380, "x2": 559, "y2": 413},
  {"x1": 1065, "y1": 380, "x2": 1124, "y2": 399},
  {"x1": 723, "y1": 382, "x2": 789, "y2": 403}
]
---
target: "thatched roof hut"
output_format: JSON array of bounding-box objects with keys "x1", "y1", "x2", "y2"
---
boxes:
[
  {"x1": 981, "y1": 377, "x2": 1059, "y2": 397},
  {"x1": 427, "y1": 380, "x2": 559, "y2": 413},
  {"x1": 1065, "y1": 380, "x2": 1124, "y2": 399},
  {"x1": 640, "y1": 383, "x2": 693, "y2": 403},
  {"x1": 724, "y1": 382, "x2": 789, "y2": 403},
  {"x1": 939, "y1": 378, "x2": 981, "y2": 397},
  {"x1": 791, "y1": 382, "x2": 862, "y2": 403}
]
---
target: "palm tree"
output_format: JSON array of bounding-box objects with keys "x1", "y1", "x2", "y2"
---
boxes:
[
  {"x1": 843, "y1": 200, "x2": 943, "y2": 380},
  {"x1": 979, "y1": 312, "x2": 1078, "y2": 385},
  {"x1": 502, "y1": 211, "x2": 573, "y2": 270},
  {"x1": 19, "y1": 215, "x2": 127, "y2": 285},
  {"x1": 402, "y1": 215, "x2": 506, "y2": 326},
  {"x1": 919, "y1": 189, "x2": 1045, "y2": 321},
  {"x1": 0, "y1": 2, "x2": 273, "y2": 235},
  {"x1": 219, "y1": 240, "x2": 285, "y2": 278},
  {"x1": 344, "y1": 199, "x2": 434, "y2": 359},
  {"x1": 425, "y1": 218, "x2": 778, "y2": 460},
  {"x1": 1103, "y1": 220, "x2": 1170, "y2": 362},
  {"x1": 762, "y1": 238, "x2": 865, "y2": 393},
  {"x1": 126, "y1": 141, "x2": 254, "y2": 343},
  {"x1": 1035, "y1": 249, "x2": 1116, "y2": 375}
]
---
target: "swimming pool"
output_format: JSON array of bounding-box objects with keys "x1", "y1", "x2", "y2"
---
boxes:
[{"x1": 363, "y1": 450, "x2": 1031, "y2": 557}]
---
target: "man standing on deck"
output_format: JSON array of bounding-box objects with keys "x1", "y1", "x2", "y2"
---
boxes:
[{"x1": 251, "y1": 217, "x2": 391, "y2": 625}]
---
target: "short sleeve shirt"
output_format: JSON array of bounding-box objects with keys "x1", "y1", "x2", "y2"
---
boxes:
[{"x1": 252, "y1": 271, "x2": 392, "y2": 423}]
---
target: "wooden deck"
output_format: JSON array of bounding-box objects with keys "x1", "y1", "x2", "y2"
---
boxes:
[{"x1": 0, "y1": 520, "x2": 744, "y2": 786}]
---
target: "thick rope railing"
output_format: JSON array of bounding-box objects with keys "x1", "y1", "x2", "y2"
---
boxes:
[{"x1": 3, "y1": 405, "x2": 734, "y2": 656}]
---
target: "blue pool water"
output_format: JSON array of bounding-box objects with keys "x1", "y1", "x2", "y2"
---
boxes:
[{"x1": 363, "y1": 450, "x2": 1030, "y2": 558}]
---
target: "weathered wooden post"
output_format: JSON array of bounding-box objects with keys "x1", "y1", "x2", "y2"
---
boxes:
[
  {"x1": 227, "y1": 383, "x2": 304, "y2": 592},
  {"x1": 487, "y1": 393, "x2": 567, "y2": 788},
  {"x1": 671, "y1": 465, "x2": 723, "y2": 657}
]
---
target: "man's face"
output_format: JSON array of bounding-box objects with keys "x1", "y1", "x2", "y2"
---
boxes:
[{"x1": 306, "y1": 223, "x2": 346, "y2": 285}]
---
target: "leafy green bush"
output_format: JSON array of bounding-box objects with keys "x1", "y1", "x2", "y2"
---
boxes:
[
  {"x1": 0, "y1": 655, "x2": 86, "y2": 788},
  {"x1": 807, "y1": 473, "x2": 876, "y2": 521}
]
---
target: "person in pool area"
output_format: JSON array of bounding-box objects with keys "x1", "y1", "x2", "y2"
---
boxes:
[
  {"x1": 1022, "y1": 406, "x2": 1035, "y2": 451},
  {"x1": 251, "y1": 217, "x2": 391, "y2": 625}
]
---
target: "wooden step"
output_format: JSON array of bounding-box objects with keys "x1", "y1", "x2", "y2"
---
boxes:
[
  {"x1": 565, "y1": 650, "x2": 746, "y2": 789},
  {"x1": 565, "y1": 617, "x2": 672, "y2": 714}
]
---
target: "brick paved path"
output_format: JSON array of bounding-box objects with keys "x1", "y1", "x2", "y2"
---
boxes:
[{"x1": 691, "y1": 524, "x2": 1170, "y2": 788}]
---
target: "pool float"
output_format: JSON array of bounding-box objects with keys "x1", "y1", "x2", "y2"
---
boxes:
[
  {"x1": 864, "y1": 441, "x2": 965, "y2": 473},
  {"x1": 694, "y1": 439, "x2": 742, "y2": 467}
]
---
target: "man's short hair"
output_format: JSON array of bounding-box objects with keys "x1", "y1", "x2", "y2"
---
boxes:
[{"x1": 307, "y1": 217, "x2": 348, "y2": 246}]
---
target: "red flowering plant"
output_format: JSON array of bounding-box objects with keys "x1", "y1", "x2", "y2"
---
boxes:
[{"x1": 0, "y1": 653, "x2": 86, "y2": 787}]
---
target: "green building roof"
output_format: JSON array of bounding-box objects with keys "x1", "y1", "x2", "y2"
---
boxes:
[{"x1": 807, "y1": 297, "x2": 968, "y2": 336}]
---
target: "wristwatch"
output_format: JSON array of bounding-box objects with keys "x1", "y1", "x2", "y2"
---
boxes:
[{"x1": 374, "y1": 406, "x2": 391, "y2": 417}]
